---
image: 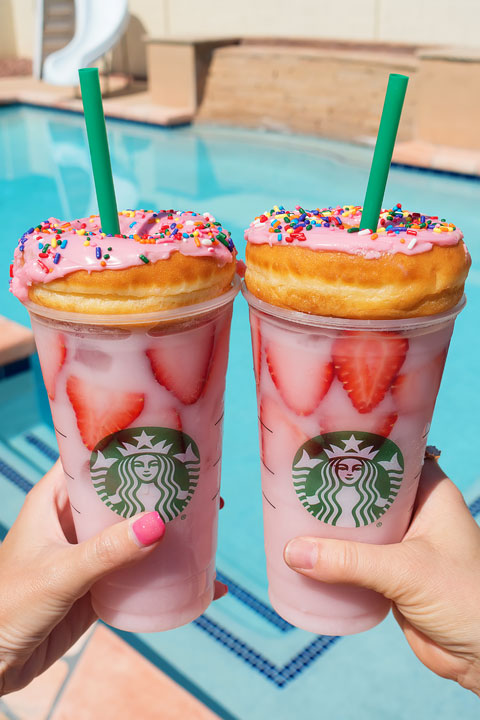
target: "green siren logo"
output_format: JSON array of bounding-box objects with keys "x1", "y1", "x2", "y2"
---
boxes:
[
  {"x1": 292, "y1": 431, "x2": 404, "y2": 528},
  {"x1": 90, "y1": 427, "x2": 200, "y2": 523}
]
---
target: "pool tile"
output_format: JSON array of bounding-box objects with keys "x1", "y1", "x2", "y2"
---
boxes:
[
  {"x1": 2, "y1": 660, "x2": 69, "y2": 720},
  {"x1": 50, "y1": 625, "x2": 220, "y2": 720}
]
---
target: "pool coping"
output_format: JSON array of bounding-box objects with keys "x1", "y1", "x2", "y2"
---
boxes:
[
  {"x1": 1, "y1": 75, "x2": 480, "y2": 179},
  {"x1": 0, "y1": 75, "x2": 193, "y2": 128}
]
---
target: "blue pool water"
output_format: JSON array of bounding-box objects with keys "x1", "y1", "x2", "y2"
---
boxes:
[{"x1": 0, "y1": 104, "x2": 479, "y2": 719}]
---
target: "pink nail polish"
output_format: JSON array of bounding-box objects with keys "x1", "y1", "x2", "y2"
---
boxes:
[
  {"x1": 285, "y1": 539, "x2": 317, "y2": 570},
  {"x1": 132, "y1": 512, "x2": 165, "y2": 547}
]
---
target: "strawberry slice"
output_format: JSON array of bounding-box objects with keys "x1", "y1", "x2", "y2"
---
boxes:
[
  {"x1": 146, "y1": 323, "x2": 215, "y2": 405},
  {"x1": 319, "y1": 407, "x2": 398, "y2": 438},
  {"x1": 35, "y1": 332, "x2": 66, "y2": 400},
  {"x1": 333, "y1": 333, "x2": 408, "y2": 413},
  {"x1": 250, "y1": 313, "x2": 262, "y2": 387},
  {"x1": 392, "y1": 350, "x2": 447, "y2": 414},
  {"x1": 374, "y1": 412, "x2": 398, "y2": 438},
  {"x1": 66, "y1": 375, "x2": 144, "y2": 450},
  {"x1": 259, "y1": 395, "x2": 309, "y2": 474},
  {"x1": 265, "y1": 336, "x2": 333, "y2": 415}
]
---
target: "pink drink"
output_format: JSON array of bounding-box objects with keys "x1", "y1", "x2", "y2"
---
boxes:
[
  {"x1": 27, "y1": 283, "x2": 238, "y2": 632},
  {"x1": 244, "y1": 286, "x2": 464, "y2": 635}
]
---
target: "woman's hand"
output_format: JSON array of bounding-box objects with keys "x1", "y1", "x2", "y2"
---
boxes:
[
  {"x1": 0, "y1": 461, "x2": 226, "y2": 695},
  {"x1": 284, "y1": 458, "x2": 480, "y2": 696}
]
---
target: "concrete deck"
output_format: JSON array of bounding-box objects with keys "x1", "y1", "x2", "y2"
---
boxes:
[{"x1": 0, "y1": 75, "x2": 193, "y2": 126}]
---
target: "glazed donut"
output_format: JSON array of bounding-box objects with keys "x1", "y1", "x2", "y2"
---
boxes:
[
  {"x1": 245, "y1": 204, "x2": 470, "y2": 319},
  {"x1": 11, "y1": 210, "x2": 237, "y2": 314}
]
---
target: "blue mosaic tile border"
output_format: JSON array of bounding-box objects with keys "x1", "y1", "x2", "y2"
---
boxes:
[
  {"x1": 0, "y1": 459, "x2": 33, "y2": 494},
  {"x1": 391, "y1": 161, "x2": 480, "y2": 182},
  {"x1": 215, "y1": 570, "x2": 293, "y2": 632},
  {"x1": 194, "y1": 614, "x2": 339, "y2": 687},
  {"x1": 468, "y1": 496, "x2": 480, "y2": 518},
  {"x1": 25, "y1": 433, "x2": 59, "y2": 462}
]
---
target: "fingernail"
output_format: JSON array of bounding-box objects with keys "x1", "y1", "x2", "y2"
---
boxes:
[
  {"x1": 131, "y1": 512, "x2": 165, "y2": 547},
  {"x1": 217, "y1": 582, "x2": 228, "y2": 598},
  {"x1": 285, "y1": 539, "x2": 318, "y2": 570}
]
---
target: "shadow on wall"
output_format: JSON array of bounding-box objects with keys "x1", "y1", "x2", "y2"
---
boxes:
[
  {"x1": 0, "y1": 0, "x2": 16, "y2": 58},
  {"x1": 111, "y1": 13, "x2": 147, "y2": 79}
]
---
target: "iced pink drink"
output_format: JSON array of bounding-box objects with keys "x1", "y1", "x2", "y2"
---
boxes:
[
  {"x1": 245, "y1": 291, "x2": 462, "y2": 635},
  {"x1": 28, "y1": 297, "x2": 235, "y2": 631},
  {"x1": 11, "y1": 209, "x2": 238, "y2": 632},
  {"x1": 244, "y1": 204, "x2": 470, "y2": 635}
]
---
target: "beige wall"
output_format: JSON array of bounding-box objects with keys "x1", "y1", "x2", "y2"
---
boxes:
[
  {"x1": 2, "y1": 0, "x2": 480, "y2": 67},
  {"x1": 0, "y1": 0, "x2": 16, "y2": 58},
  {"x1": 136, "y1": 0, "x2": 480, "y2": 46},
  {"x1": 0, "y1": 0, "x2": 35, "y2": 59}
]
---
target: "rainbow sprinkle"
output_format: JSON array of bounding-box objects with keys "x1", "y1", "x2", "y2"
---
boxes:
[
  {"x1": 12, "y1": 209, "x2": 235, "y2": 280},
  {"x1": 247, "y1": 203, "x2": 457, "y2": 244}
]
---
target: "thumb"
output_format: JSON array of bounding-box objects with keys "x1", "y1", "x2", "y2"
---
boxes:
[
  {"x1": 284, "y1": 536, "x2": 405, "y2": 600},
  {"x1": 62, "y1": 511, "x2": 165, "y2": 600}
]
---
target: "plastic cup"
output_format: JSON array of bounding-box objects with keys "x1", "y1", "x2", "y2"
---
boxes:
[
  {"x1": 243, "y1": 284, "x2": 465, "y2": 635},
  {"x1": 25, "y1": 277, "x2": 240, "y2": 632}
]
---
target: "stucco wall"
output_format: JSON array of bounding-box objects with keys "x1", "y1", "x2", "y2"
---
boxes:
[{"x1": 2, "y1": 0, "x2": 480, "y2": 72}]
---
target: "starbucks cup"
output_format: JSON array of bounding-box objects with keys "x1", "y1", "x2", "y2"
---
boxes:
[
  {"x1": 26, "y1": 277, "x2": 239, "y2": 632},
  {"x1": 243, "y1": 284, "x2": 465, "y2": 635}
]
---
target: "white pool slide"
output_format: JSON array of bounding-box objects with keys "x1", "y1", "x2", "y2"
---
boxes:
[{"x1": 40, "y1": 0, "x2": 129, "y2": 86}]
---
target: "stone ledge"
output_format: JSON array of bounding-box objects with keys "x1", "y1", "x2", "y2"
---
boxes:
[
  {"x1": 417, "y1": 45, "x2": 480, "y2": 62},
  {"x1": 219, "y1": 42, "x2": 418, "y2": 69},
  {"x1": 0, "y1": 316, "x2": 36, "y2": 366}
]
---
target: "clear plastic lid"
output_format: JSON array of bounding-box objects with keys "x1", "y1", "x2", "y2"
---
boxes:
[
  {"x1": 24, "y1": 275, "x2": 241, "y2": 326},
  {"x1": 242, "y1": 282, "x2": 466, "y2": 332}
]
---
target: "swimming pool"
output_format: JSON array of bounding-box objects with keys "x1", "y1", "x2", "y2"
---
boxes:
[{"x1": 0, "y1": 104, "x2": 479, "y2": 719}]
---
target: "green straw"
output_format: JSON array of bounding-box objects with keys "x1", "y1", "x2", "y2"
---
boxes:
[
  {"x1": 78, "y1": 68, "x2": 120, "y2": 235},
  {"x1": 360, "y1": 73, "x2": 409, "y2": 232}
]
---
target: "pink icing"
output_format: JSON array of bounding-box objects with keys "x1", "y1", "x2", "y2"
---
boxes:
[
  {"x1": 244, "y1": 204, "x2": 465, "y2": 259},
  {"x1": 11, "y1": 209, "x2": 235, "y2": 302}
]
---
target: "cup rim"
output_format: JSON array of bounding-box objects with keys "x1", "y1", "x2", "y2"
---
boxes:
[
  {"x1": 241, "y1": 282, "x2": 466, "y2": 331},
  {"x1": 24, "y1": 275, "x2": 241, "y2": 326}
]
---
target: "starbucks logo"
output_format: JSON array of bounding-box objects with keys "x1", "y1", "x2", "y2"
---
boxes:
[
  {"x1": 292, "y1": 431, "x2": 404, "y2": 528},
  {"x1": 90, "y1": 427, "x2": 200, "y2": 523}
]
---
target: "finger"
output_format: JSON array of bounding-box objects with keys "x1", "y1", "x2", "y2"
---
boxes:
[
  {"x1": 1, "y1": 461, "x2": 67, "y2": 552},
  {"x1": 214, "y1": 581, "x2": 228, "y2": 600},
  {"x1": 414, "y1": 459, "x2": 453, "y2": 511},
  {"x1": 408, "y1": 459, "x2": 476, "y2": 538},
  {"x1": 60, "y1": 511, "x2": 166, "y2": 600},
  {"x1": 284, "y1": 536, "x2": 405, "y2": 599}
]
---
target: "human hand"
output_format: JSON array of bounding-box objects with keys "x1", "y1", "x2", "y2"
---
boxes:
[
  {"x1": 0, "y1": 461, "x2": 227, "y2": 695},
  {"x1": 284, "y1": 458, "x2": 480, "y2": 695}
]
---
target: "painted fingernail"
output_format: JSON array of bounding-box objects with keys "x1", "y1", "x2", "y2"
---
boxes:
[
  {"x1": 131, "y1": 512, "x2": 165, "y2": 547},
  {"x1": 216, "y1": 582, "x2": 228, "y2": 599},
  {"x1": 285, "y1": 539, "x2": 318, "y2": 570}
]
